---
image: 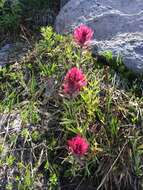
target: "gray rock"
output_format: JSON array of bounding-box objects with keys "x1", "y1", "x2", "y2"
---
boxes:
[
  {"x1": 60, "y1": 0, "x2": 69, "y2": 8},
  {"x1": 93, "y1": 32, "x2": 143, "y2": 73},
  {"x1": 0, "y1": 44, "x2": 12, "y2": 67},
  {"x1": 0, "y1": 42, "x2": 29, "y2": 68},
  {"x1": 55, "y1": 0, "x2": 143, "y2": 74}
]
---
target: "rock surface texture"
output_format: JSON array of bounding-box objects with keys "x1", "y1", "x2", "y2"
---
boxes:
[
  {"x1": 55, "y1": 0, "x2": 143, "y2": 74},
  {"x1": 0, "y1": 42, "x2": 29, "y2": 68},
  {"x1": 60, "y1": 0, "x2": 69, "y2": 8},
  {"x1": 0, "y1": 44, "x2": 12, "y2": 67}
]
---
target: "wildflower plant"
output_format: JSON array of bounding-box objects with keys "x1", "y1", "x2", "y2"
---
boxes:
[
  {"x1": 74, "y1": 24, "x2": 94, "y2": 47},
  {"x1": 68, "y1": 135, "x2": 89, "y2": 156},
  {"x1": 0, "y1": 25, "x2": 142, "y2": 190},
  {"x1": 63, "y1": 67, "x2": 87, "y2": 97}
]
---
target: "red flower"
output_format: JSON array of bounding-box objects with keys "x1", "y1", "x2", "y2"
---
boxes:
[
  {"x1": 67, "y1": 135, "x2": 89, "y2": 156},
  {"x1": 63, "y1": 67, "x2": 87, "y2": 96},
  {"x1": 73, "y1": 24, "x2": 94, "y2": 47}
]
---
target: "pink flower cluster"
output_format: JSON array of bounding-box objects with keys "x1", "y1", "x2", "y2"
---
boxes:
[
  {"x1": 63, "y1": 67, "x2": 87, "y2": 96},
  {"x1": 68, "y1": 135, "x2": 89, "y2": 156},
  {"x1": 73, "y1": 24, "x2": 94, "y2": 47}
]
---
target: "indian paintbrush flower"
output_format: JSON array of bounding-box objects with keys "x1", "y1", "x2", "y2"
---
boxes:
[
  {"x1": 67, "y1": 135, "x2": 89, "y2": 156},
  {"x1": 63, "y1": 67, "x2": 87, "y2": 96},
  {"x1": 73, "y1": 24, "x2": 94, "y2": 47}
]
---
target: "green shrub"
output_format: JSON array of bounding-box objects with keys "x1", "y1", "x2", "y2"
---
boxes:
[{"x1": 0, "y1": 0, "x2": 21, "y2": 31}]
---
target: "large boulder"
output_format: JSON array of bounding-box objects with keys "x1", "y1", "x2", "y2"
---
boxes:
[
  {"x1": 94, "y1": 33, "x2": 143, "y2": 73},
  {"x1": 55, "y1": 0, "x2": 143, "y2": 74}
]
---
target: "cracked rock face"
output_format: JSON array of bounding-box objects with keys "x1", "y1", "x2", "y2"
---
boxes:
[{"x1": 55, "y1": 0, "x2": 143, "y2": 74}]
